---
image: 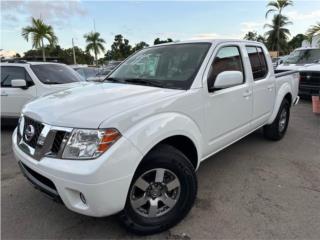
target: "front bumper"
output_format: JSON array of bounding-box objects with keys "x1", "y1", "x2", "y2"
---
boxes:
[
  {"x1": 12, "y1": 128, "x2": 143, "y2": 217},
  {"x1": 299, "y1": 85, "x2": 320, "y2": 97}
]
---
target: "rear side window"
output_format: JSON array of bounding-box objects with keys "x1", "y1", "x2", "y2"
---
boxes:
[
  {"x1": 1, "y1": 66, "x2": 33, "y2": 87},
  {"x1": 207, "y1": 46, "x2": 244, "y2": 91},
  {"x1": 246, "y1": 46, "x2": 268, "y2": 80}
]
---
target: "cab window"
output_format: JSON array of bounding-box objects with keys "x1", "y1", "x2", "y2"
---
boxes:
[
  {"x1": 1, "y1": 66, "x2": 33, "y2": 87},
  {"x1": 207, "y1": 46, "x2": 244, "y2": 91},
  {"x1": 246, "y1": 46, "x2": 268, "y2": 80}
]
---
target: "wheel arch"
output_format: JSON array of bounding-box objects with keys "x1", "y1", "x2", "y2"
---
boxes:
[
  {"x1": 124, "y1": 112, "x2": 203, "y2": 172},
  {"x1": 267, "y1": 83, "x2": 292, "y2": 124}
]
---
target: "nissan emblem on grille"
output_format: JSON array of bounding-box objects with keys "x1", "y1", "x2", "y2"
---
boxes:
[{"x1": 24, "y1": 125, "x2": 35, "y2": 142}]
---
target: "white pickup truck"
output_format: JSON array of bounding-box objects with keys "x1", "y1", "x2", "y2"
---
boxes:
[
  {"x1": 1, "y1": 61, "x2": 86, "y2": 120},
  {"x1": 12, "y1": 40, "x2": 299, "y2": 235}
]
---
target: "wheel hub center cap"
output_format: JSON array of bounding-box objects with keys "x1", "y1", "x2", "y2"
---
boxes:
[{"x1": 149, "y1": 184, "x2": 162, "y2": 198}]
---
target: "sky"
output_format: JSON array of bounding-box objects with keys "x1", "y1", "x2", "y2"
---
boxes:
[{"x1": 1, "y1": 0, "x2": 320, "y2": 56}]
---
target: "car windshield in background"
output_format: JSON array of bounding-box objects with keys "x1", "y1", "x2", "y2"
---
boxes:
[
  {"x1": 284, "y1": 49, "x2": 320, "y2": 64},
  {"x1": 31, "y1": 64, "x2": 84, "y2": 84},
  {"x1": 108, "y1": 43, "x2": 211, "y2": 90}
]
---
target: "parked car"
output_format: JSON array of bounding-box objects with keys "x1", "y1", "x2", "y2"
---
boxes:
[
  {"x1": 1, "y1": 61, "x2": 88, "y2": 119},
  {"x1": 272, "y1": 55, "x2": 288, "y2": 69},
  {"x1": 71, "y1": 66, "x2": 101, "y2": 81},
  {"x1": 276, "y1": 47, "x2": 320, "y2": 97},
  {"x1": 13, "y1": 40, "x2": 299, "y2": 235},
  {"x1": 86, "y1": 61, "x2": 123, "y2": 82}
]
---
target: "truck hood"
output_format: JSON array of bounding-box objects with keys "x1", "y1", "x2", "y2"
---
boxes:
[
  {"x1": 40, "y1": 81, "x2": 91, "y2": 97},
  {"x1": 23, "y1": 83, "x2": 183, "y2": 128},
  {"x1": 276, "y1": 63, "x2": 320, "y2": 71}
]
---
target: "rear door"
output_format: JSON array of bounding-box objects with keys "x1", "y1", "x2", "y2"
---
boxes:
[
  {"x1": 1, "y1": 66, "x2": 36, "y2": 117},
  {"x1": 245, "y1": 46, "x2": 275, "y2": 128}
]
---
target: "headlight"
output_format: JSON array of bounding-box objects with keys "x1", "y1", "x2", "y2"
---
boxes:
[{"x1": 62, "y1": 128, "x2": 121, "y2": 159}]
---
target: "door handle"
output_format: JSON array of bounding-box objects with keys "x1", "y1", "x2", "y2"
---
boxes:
[
  {"x1": 1, "y1": 93, "x2": 8, "y2": 96},
  {"x1": 243, "y1": 90, "x2": 252, "y2": 98}
]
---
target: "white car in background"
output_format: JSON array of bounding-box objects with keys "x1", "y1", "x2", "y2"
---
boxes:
[
  {"x1": 1, "y1": 61, "x2": 88, "y2": 119},
  {"x1": 276, "y1": 47, "x2": 320, "y2": 97}
]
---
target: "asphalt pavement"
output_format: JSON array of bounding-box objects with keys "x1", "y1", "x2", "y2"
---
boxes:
[{"x1": 1, "y1": 100, "x2": 320, "y2": 239}]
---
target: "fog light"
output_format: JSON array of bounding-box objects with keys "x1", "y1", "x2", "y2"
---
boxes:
[{"x1": 80, "y1": 192, "x2": 86, "y2": 204}]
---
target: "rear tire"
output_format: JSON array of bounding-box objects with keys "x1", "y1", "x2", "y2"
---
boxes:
[
  {"x1": 264, "y1": 98, "x2": 290, "y2": 141},
  {"x1": 118, "y1": 144, "x2": 197, "y2": 235}
]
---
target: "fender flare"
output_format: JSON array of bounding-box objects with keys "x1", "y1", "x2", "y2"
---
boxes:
[
  {"x1": 123, "y1": 112, "x2": 203, "y2": 170},
  {"x1": 267, "y1": 83, "x2": 292, "y2": 124}
]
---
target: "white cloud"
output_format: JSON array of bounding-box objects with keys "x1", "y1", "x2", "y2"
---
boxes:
[
  {"x1": 1, "y1": 0, "x2": 87, "y2": 27},
  {"x1": 240, "y1": 21, "x2": 264, "y2": 33},
  {"x1": 189, "y1": 32, "x2": 242, "y2": 40},
  {"x1": 286, "y1": 10, "x2": 320, "y2": 21},
  {"x1": 190, "y1": 33, "x2": 220, "y2": 40}
]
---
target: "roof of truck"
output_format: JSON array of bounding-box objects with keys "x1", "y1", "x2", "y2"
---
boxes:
[
  {"x1": 0, "y1": 61, "x2": 66, "y2": 66},
  {"x1": 153, "y1": 39, "x2": 264, "y2": 46}
]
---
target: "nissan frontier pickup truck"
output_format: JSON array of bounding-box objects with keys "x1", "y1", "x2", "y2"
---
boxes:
[{"x1": 12, "y1": 40, "x2": 299, "y2": 235}]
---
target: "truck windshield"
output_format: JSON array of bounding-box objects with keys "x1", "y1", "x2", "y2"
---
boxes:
[
  {"x1": 284, "y1": 49, "x2": 320, "y2": 64},
  {"x1": 31, "y1": 64, "x2": 84, "y2": 84},
  {"x1": 107, "y1": 43, "x2": 211, "y2": 90}
]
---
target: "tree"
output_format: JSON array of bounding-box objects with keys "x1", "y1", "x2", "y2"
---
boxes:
[
  {"x1": 243, "y1": 31, "x2": 266, "y2": 43},
  {"x1": 22, "y1": 17, "x2": 58, "y2": 62},
  {"x1": 154, "y1": 38, "x2": 173, "y2": 45},
  {"x1": 265, "y1": 0, "x2": 293, "y2": 54},
  {"x1": 132, "y1": 41, "x2": 149, "y2": 53},
  {"x1": 265, "y1": 14, "x2": 292, "y2": 53},
  {"x1": 306, "y1": 22, "x2": 320, "y2": 39},
  {"x1": 104, "y1": 34, "x2": 133, "y2": 61},
  {"x1": 23, "y1": 45, "x2": 94, "y2": 65},
  {"x1": 288, "y1": 34, "x2": 307, "y2": 51},
  {"x1": 84, "y1": 31, "x2": 105, "y2": 64}
]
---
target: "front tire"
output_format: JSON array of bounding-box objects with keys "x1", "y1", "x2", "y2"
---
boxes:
[
  {"x1": 264, "y1": 98, "x2": 290, "y2": 141},
  {"x1": 118, "y1": 144, "x2": 197, "y2": 235}
]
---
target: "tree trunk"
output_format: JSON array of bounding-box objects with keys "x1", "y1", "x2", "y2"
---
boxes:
[
  {"x1": 41, "y1": 38, "x2": 46, "y2": 62},
  {"x1": 95, "y1": 50, "x2": 97, "y2": 66}
]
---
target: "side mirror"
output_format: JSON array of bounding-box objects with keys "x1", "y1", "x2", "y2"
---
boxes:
[
  {"x1": 213, "y1": 71, "x2": 243, "y2": 89},
  {"x1": 11, "y1": 79, "x2": 27, "y2": 89}
]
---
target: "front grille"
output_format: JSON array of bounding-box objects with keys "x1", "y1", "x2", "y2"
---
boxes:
[
  {"x1": 23, "y1": 117, "x2": 44, "y2": 148},
  {"x1": 17, "y1": 116, "x2": 72, "y2": 160},
  {"x1": 300, "y1": 71, "x2": 320, "y2": 87},
  {"x1": 51, "y1": 131, "x2": 68, "y2": 154}
]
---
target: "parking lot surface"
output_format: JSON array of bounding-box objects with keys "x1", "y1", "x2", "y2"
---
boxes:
[{"x1": 1, "y1": 101, "x2": 320, "y2": 239}]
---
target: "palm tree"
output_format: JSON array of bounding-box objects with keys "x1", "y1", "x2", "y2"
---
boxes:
[
  {"x1": 265, "y1": 0, "x2": 293, "y2": 54},
  {"x1": 265, "y1": 0, "x2": 293, "y2": 18},
  {"x1": 306, "y1": 22, "x2": 320, "y2": 39},
  {"x1": 265, "y1": 14, "x2": 292, "y2": 52},
  {"x1": 22, "y1": 17, "x2": 58, "y2": 62},
  {"x1": 84, "y1": 32, "x2": 105, "y2": 64}
]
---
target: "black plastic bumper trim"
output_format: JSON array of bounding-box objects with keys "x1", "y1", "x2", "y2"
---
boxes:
[{"x1": 18, "y1": 161, "x2": 62, "y2": 203}]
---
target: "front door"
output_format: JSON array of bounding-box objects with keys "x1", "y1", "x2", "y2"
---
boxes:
[
  {"x1": 204, "y1": 44, "x2": 253, "y2": 155},
  {"x1": 1, "y1": 66, "x2": 36, "y2": 117}
]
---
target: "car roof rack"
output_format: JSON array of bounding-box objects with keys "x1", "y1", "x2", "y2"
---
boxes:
[{"x1": 5, "y1": 59, "x2": 28, "y2": 63}]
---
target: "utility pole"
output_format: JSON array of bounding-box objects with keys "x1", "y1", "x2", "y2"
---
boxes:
[
  {"x1": 72, "y1": 38, "x2": 77, "y2": 65},
  {"x1": 93, "y1": 19, "x2": 96, "y2": 32}
]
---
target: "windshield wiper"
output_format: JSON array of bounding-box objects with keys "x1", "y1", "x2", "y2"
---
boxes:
[
  {"x1": 104, "y1": 77, "x2": 124, "y2": 83},
  {"x1": 123, "y1": 78, "x2": 165, "y2": 88}
]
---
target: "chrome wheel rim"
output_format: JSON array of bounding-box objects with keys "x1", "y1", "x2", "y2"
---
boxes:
[
  {"x1": 279, "y1": 108, "x2": 287, "y2": 132},
  {"x1": 130, "y1": 168, "x2": 181, "y2": 218}
]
